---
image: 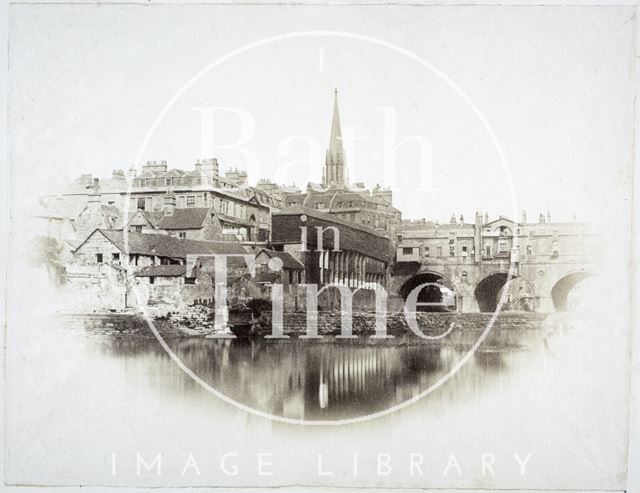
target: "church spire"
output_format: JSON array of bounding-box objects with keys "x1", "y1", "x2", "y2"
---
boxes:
[{"x1": 323, "y1": 89, "x2": 346, "y2": 188}]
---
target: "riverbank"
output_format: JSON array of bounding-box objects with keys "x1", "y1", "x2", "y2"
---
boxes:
[{"x1": 55, "y1": 309, "x2": 549, "y2": 342}]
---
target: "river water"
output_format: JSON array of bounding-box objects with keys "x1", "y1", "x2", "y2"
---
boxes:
[{"x1": 4, "y1": 309, "x2": 629, "y2": 489}]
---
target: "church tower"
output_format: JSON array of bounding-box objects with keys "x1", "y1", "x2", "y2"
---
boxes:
[{"x1": 322, "y1": 89, "x2": 347, "y2": 188}]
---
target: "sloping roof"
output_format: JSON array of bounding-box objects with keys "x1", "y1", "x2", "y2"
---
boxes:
[
  {"x1": 135, "y1": 265, "x2": 186, "y2": 277},
  {"x1": 484, "y1": 217, "x2": 519, "y2": 227},
  {"x1": 272, "y1": 206, "x2": 394, "y2": 263},
  {"x1": 275, "y1": 205, "x2": 386, "y2": 237},
  {"x1": 77, "y1": 229, "x2": 246, "y2": 259},
  {"x1": 258, "y1": 249, "x2": 304, "y2": 270},
  {"x1": 216, "y1": 213, "x2": 254, "y2": 228},
  {"x1": 156, "y1": 208, "x2": 210, "y2": 230}
]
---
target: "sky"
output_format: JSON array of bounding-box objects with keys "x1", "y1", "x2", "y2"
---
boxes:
[{"x1": 8, "y1": 3, "x2": 635, "y2": 222}]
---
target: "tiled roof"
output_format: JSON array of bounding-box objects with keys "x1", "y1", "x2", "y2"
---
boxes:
[
  {"x1": 272, "y1": 206, "x2": 394, "y2": 263},
  {"x1": 275, "y1": 205, "x2": 386, "y2": 237},
  {"x1": 135, "y1": 265, "x2": 186, "y2": 277},
  {"x1": 258, "y1": 249, "x2": 304, "y2": 270},
  {"x1": 156, "y1": 208, "x2": 210, "y2": 230},
  {"x1": 84, "y1": 229, "x2": 246, "y2": 259},
  {"x1": 216, "y1": 213, "x2": 254, "y2": 228}
]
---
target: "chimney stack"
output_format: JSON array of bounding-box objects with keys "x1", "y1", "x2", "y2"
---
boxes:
[
  {"x1": 164, "y1": 191, "x2": 176, "y2": 216},
  {"x1": 483, "y1": 212, "x2": 489, "y2": 225},
  {"x1": 450, "y1": 213, "x2": 456, "y2": 225},
  {"x1": 522, "y1": 210, "x2": 527, "y2": 224},
  {"x1": 546, "y1": 211, "x2": 551, "y2": 223},
  {"x1": 539, "y1": 213, "x2": 545, "y2": 224}
]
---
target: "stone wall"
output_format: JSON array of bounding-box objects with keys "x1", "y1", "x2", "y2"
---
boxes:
[{"x1": 256, "y1": 311, "x2": 547, "y2": 340}]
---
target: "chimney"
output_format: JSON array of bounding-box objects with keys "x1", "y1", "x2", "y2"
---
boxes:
[
  {"x1": 164, "y1": 191, "x2": 176, "y2": 216},
  {"x1": 450, "y1": 213, "x2": 456, "y2": 225},
  {"x1": 196, "y1": 158, "x2": 219, "y2": 178},
  {"x1": 483, "y1": 212, "x2": 488, "y2": 225},
  {"x1": 87, "y1": 180, "x2": 101, "y2": 207},
  {"x1": 522, "y1": 210, "x2": 527, "y2": 224},
  {"x1": 539, "y1": 213, "x2": 545, "y2": 223},
  {"x1": 546, "y1": 211, "x2": 551, "y2": 223},
  {"x1": 459, "y1": 214, "x2": 464, "y2": 225}
]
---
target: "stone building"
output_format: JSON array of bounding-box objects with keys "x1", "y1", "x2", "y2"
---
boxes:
[
  {"x1": 41, "y1": 158, "x2": 274, "y2": 243},
  {"x1": 124, "y1": 192, "x2": 225, "y2": 241},
  {"x1": 270, "y1": 90, "x2": 402, "y2": 238},
  {"x1": 68, "y1": 229, "x2": 247, "y2": 310},
  {"x1": 255, "y1": 249, "x2": 305, "y2": 287},
  {"x1": 271, "y1": 205, "x2": 394, "y2": 310},
  {"x1": 393, "y1": 211, "x2": 600, "y2": 312}
]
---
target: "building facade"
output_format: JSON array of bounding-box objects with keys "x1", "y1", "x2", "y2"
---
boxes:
[{"x1": 393, "y1": 211, "x2": 600, "y2": 312}]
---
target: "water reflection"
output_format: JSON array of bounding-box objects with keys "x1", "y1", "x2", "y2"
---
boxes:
[{"x1": 66, "y1": 315, "x2": 546, "y2": 421}]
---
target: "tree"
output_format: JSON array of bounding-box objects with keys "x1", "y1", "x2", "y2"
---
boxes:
[{"x1": 29, "y1": 236, "x2": 65, "y2": 285}]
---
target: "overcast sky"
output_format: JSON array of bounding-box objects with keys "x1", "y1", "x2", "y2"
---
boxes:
[{"x1": 8, "y1": 3, "x2": 635, "y2": 222}]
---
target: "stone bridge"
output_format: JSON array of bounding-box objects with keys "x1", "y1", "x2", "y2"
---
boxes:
[{"x1": 389, "y1": 256, "x2": 599, "y2": 313}]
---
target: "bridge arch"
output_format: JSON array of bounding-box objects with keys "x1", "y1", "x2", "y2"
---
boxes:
[
  {"x1": 399, "y1": 270, "x2": 458, "y2": 312},
  {"x1": 473, "y1": 271, "x2": 535, "y2": 312},
  {"x1": 550, "y1": 270, "x2": 597, "y2": 312}
]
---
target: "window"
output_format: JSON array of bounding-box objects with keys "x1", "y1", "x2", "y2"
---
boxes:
[
  {"x1": 402, "y1": 247, "x2": 414, "y2": 255},
  {"x1": 184, "y1": 277, "x2": 196, "y2": 285},
  {"x1": 178, "y1": 232, "x2": 186, "y2": 239},
  {"x1": 437, "y1": 247, "x2": 442, "y2": 257},
  {"x1": 166, "y1": 178, "x2": 172, "y2": 186},
  {"x1": 186, "y1": 196, "x2": 195, "y2": 207},
  {"x1": 485, "y1": 245, "x2": 491, "y2": 256},
  {"x1": 397, "y1": 234, "x2": 403, "y2": 242},
  {"x1": 526, "y1": 245, "x2": 532, "y2": 255},
  {"x1": 461, "y1": 246, "x2": 468, "y2": 256},
  {"x1": 449, "y1": 246, "x2": 455, "y2": 256},
  {"x1": 137, "y1": 198, "x2": 145, "y2": 210},
  {"x1": 96, "y1": 253, "x2": 103, "y2": 263},
  {"x1": 424, "y1": 247, "x2": 430, "y2": 258},
  {"x1": 288, "y1": 270, "x2": 295, "y2": 284},
  {"x1": 196, "y1": 196, "x2": 204, "y2": 207},
  {"x1": 498, "y1": 241, "x2": 508, "y2": 253},
  {"x1": 149, "y1": 276, "x2": 155, "y2": 284},
  {"x1": 134, "y1": 225, "x2": 143, "y2": 233},
  {"x1": 112, "y1": 253, "x2": 120, "y2": 262}
]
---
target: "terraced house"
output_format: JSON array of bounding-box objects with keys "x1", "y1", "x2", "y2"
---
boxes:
[{"x1": 42, "y1": 157, "x2": 277, "y2": 243}]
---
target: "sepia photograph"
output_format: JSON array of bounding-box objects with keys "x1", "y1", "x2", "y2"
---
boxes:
[{"x1": 1, "y1": 1, "x2": 638, "y2": 492}]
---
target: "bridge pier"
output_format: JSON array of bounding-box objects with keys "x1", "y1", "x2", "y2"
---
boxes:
[
  {"x1": 537, "y1": 295, "x2": 555, "y2": 313},
  {"x1": 460, "y1": 295, "x2": 479, "y2": 313}
]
